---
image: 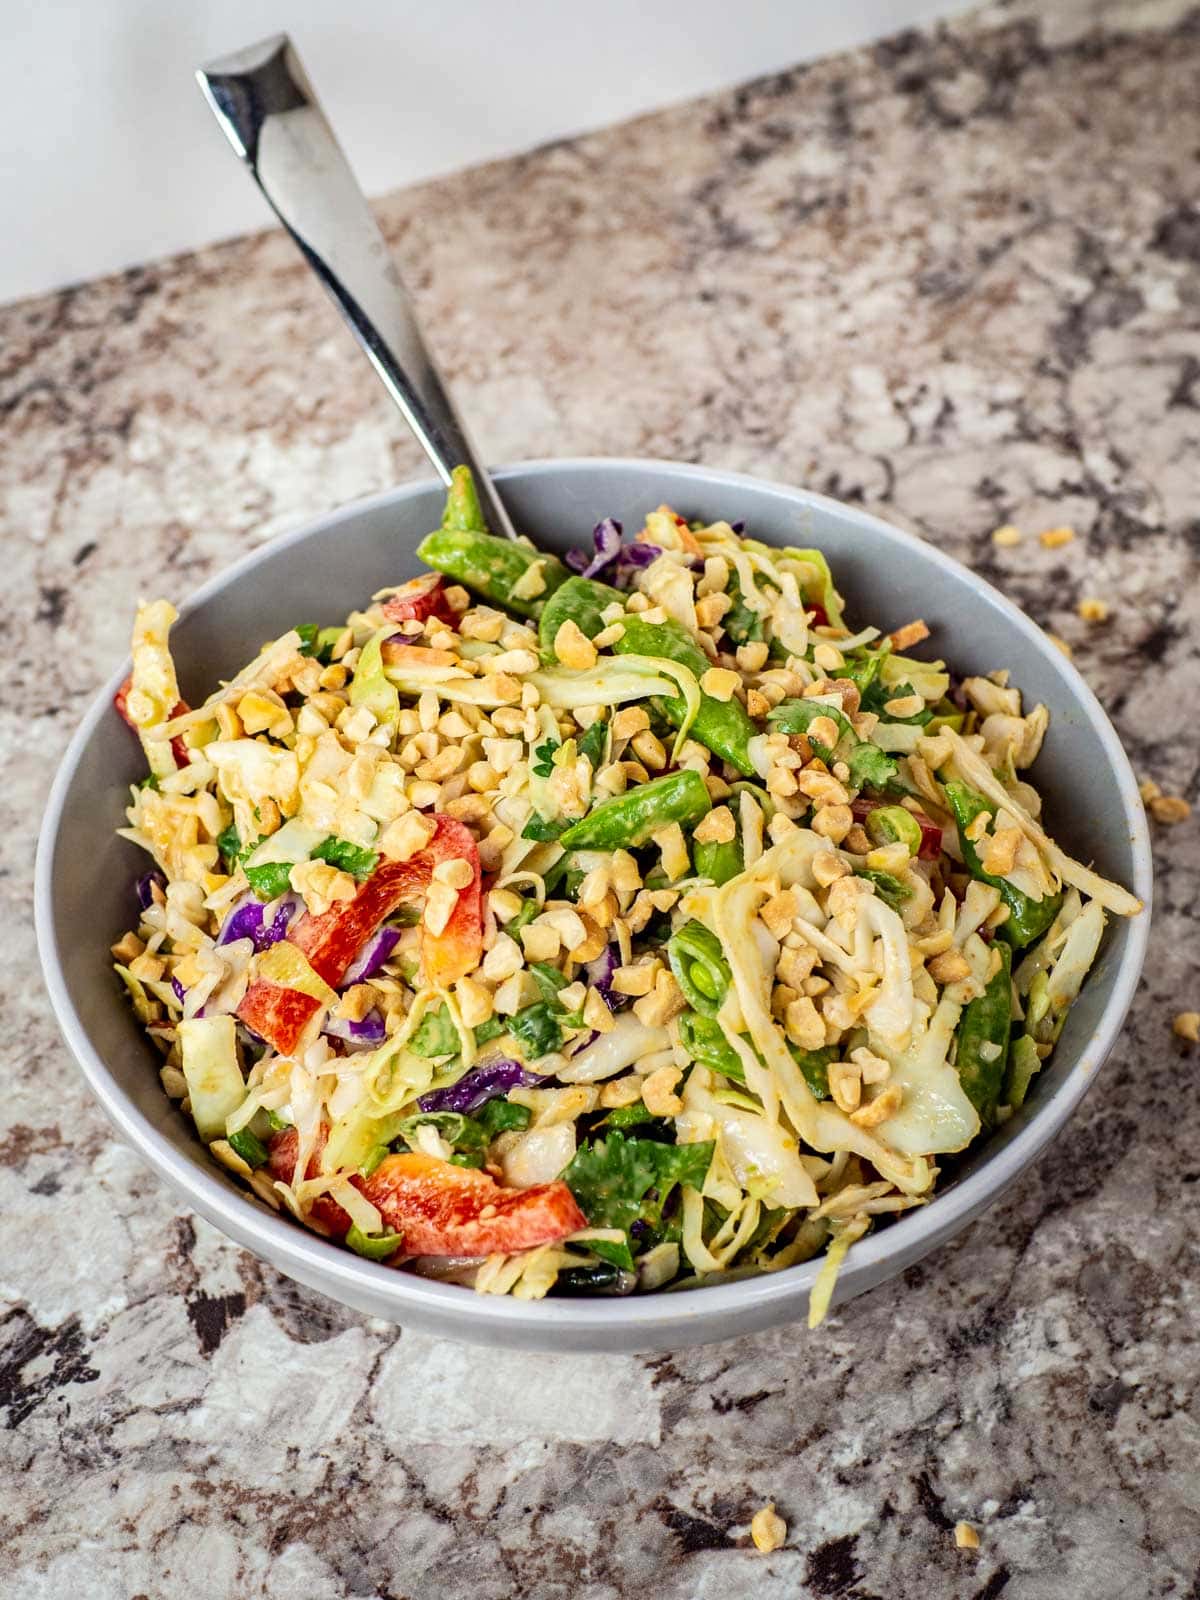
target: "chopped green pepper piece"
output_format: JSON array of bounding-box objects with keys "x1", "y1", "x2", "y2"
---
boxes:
[
  {"x1": 346, "y1": 1225, "x2": 404, "y2": 1261},
  {"x1": 227, "y1": 1127, "x2": 269, "y2": 1168}
]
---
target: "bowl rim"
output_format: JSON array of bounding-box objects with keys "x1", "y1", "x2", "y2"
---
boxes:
[{"x1": 35, "y1": 456, "x2": 1153, "y2": 1342}]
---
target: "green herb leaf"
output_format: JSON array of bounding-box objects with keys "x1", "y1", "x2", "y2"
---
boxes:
[
  {"x1": 508, "y1": 1002, "x2": 564, "y2": 1059},
  {"x1": 846, "y1": 741, "x2": 899, "y2": 791},
  {"x1": 532, "y1": 738, "x2": 559, "y2": 778},
  {"x1": 295, "y1": 623, "x2": 321, "y2": 657},
  {"x1": 722, "y1": 575, "x2": 766, "y2": 646},
  {"x1": 562, "y1": 1130, "x2": 714, "y2": 1235},
  {"x1": 578, "y1": 718, "x2": 608, "y2": 770},
  {"x1": 397, "y1": 1110, "x2": 488, "y2": 1154},
  {"x1": 472, "y1": 1016, "x2": 508, "y2": 1047},
  {"x1": 244, "y1": 861, "x2": 295, "y2": 901},
  {"x1": 139, "y1": 772, "x2": 161, "y2": 792},
  {"x1": 311, "y1": 836, "x2": 379, "y2": 879},
  {"x1": 853, "y1": 865, "x2": 913, "y2": 910},
  {"x1": 522, "y1": 814, "x2": 570, "y2": 842},
  {"x1": 477, "y1": 1099, "x2": 531, "y2": 1136}
]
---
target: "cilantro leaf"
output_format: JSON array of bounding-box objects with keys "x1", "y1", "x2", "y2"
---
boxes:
[
  {"x1": 768, "y1": 697, "x2": 855, "y2": 758},
  {"x1": 561, "y1": 1131, "x2": 715, "y2": 1236},
  {"x1": 244, "y1": 861, "x2": 295, "y2": 901},
  {"x1": 532, "y1": 738, "x2": 559, "y2": 779},
  {"x1": 508, "y1": 1001, "x2": 564, "y2": 1058},
  {"x1": 863, "y1": 676, "x2": 932, "y2": 726},
  {"x1": 578, "y1": 718, "x2": 608, "y2": 770},
  {"x1": 722, "y1": 575, "x2": 766, "y2": 646},
  {"x1": 853, "y1": 865, "x2": 913, "y2": 911},
  {"x1": 295, "y1": 623, "x2": 320, "y2": 657},
  {"x1": 846, "y1": 741, "x2": 898, "y2": 791},
  {"x1": 311, "y1": 836, "x2": 378, "y2": 879},
  {"x1": 522, "y1": 813, "x2": 570, "y2": 842}
]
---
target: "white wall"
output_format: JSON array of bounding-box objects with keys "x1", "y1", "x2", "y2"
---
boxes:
[{"x1": 4, "y1": 0, "x2": 967, "y2": 304}]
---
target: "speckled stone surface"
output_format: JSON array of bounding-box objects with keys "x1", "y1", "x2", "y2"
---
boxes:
[{"x1": 3, "y1": 1, "x2": 1199, "y2": 1594}]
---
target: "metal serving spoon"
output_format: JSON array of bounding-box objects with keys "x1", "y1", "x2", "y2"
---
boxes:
[{"x1": 197, "y1": 34, "x2": 518, "y2": 541}]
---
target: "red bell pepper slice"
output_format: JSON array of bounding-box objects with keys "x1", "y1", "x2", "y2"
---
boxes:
[
  {"x1": 380, "y1": 573, "x2": 456, "y2": 627},
  {"x1": 237, "y1": 980, "x2": 322, "y2": 1057},
  {"x1": 288, "y1": 815, "x2": 482, "y2": 990},
  {"x1": 267, "y1": 1134, "x2": 585, "y2": 1257},
  {"x1": 808, "y1": 604, "x2": 829, "y2": 629},
  {"x1": 851, "y1": 797, "x2": 943, "y2": 859},
  {"x1": 114, "y1": 675, "x2": 190, "y2": 770}
]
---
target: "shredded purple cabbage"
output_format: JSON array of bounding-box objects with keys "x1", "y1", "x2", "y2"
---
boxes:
[
  {"x1": 565, "y1": 517, "x2": 624, "y2": 580},
  {"x1": 419, "y1": 1058, "x2": 540, "y2": 1115},
  {"x1": 170, "y1": 976, "x2": 187, "y2": 1005},
  {"x1": 323, "y1": 1010, "x2": 387, "y2": 1051},
  {"x1": 730, "y1": 519, "x2": 746, "y2": 535},
  {"x1": 135, "y1": 870, "x2": 165, "y2": 911},
  {"x1": 344, "y1": 926, "x2": 401, "y2": 984},
  {"x1": 585, "y1": 945, "x2": 619, "y2": 1008},
  {"x1": 218, "y1": 892, "x2": 301, "y2": 953}
]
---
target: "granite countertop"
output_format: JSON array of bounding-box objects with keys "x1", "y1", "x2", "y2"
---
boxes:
[{"x1": 3, "y1": 0, "x2": 1199, "y2": 1594}]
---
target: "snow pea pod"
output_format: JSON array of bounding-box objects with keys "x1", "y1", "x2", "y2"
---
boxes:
[
  {"x1": 416, "y1": 510, "x2": 570, "y2": 619},
  {"x1": 667, "y1": 920, "x2": 732, "y2": 1017},
  {"x1": 538, "y1": 575, "x2": 624, "y2": 654},
  {"x1": 955, "y1": 942, "x2": 1012, "y2": 1122},
  {"x1": 679, "y1": 1011, "x2": 745, "y2": 1080},
  {"x1": 694, "y1": 831, "x2": 743, "y2": 885},
  {"x1": 613, "y1": 615, "x2": 758, "y2": 776},
  {"x1": 943, "y1": 780, "x2": 1062, "y2": 947},
  {"x1": 1002, "y1": 1032, "x2": 1042, "y2": 1110},
  {"x1": 557, "y1": 769, "x2": 711, "y2": 851}
]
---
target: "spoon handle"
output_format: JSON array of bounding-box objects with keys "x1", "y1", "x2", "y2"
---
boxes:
[{"x1": 197, "y1": 34, "x2": 518, "y2": 540}]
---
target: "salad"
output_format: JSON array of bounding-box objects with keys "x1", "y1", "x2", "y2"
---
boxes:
[{"x1": 112, "y1": 470, "x2": 1141, "y2": 1322}]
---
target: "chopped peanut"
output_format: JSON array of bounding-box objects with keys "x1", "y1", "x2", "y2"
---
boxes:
[
  {"x1": 631, "y1": 730, "x2": 667, "y2": 772},
  {"x1": 828, "y1": 1059, "x2": 862, "y2": 1113},
  {"x1": 1078, "y1": 597, "x2": 1109, "y2": 623},
  {"x1": 1149, "y1": 793, "x2": 1191, "y2": 825},
  {"x1": 482, "y1": 933, "x2": 524, "y2": 983},
  {"x1": 700, "y1": 667, "x2": 740, "y2": 702},
  {"x1": 953, "y1": 1523, "x2": 981, "y2": 1551},
  {"x1": 598, "y1": 1074, "x2": 643, "y2": 1108},
  {"x1": 850, "y1": 1082, "x2": 903, "y2": 1127},
  {"x1": 612, "y1": 961, "x2": 658, "y2": 997},
  {"x1": 432, "y1": 856, "x2": 474, "y2": 890},
  {"x1": 454, "y1": 975, "x2": 494, "y2": 1028},
  {"x1": 737, "y1": 641, "x2": 770, "y2": 673},
  {"x1": 811, "y1": 803, "x2": 853, "y2": 844},
  {"x1": 612, "y1": 706, "x2": 650, "y2": 742},
  {"x1": 520, "y1": 921, "x2": 562, "y2": 963},
  {"x1": 653, "y1": 822, "x2": 690, "y2": 883},
  {"x1": 929, "y1": 949, "x2": 972, "y2": 985},
  {"x1": 1039, "y1": 525, "x2": 1075, "y2": 548},
  {"x1": 553, "y1": 618, "x2": 597, "y2": 670},
  {"x1": 991, "y1": 524, "x2": 1022, "y2": 547},
  {"x1": 980, "y1": 826, "x2": 1021, "y2": 877},
  {"x1": 760, "y1": 891, "x2": 799, "y2": 939},
  {"x1": 750, "y1": 1504, "x2": 787, "y2": 1554},
  {"x1": 423, "y1": 880, "x2": 460, "y2": 937},
  {"x1": 632, "y1": 970, "x2": 687, "y2": 1028},
  {"x1": 291, "y1": 859, "x2": 357, "y2": 917},
  {"x1": 641, "y1": 1065, "x2": 683, "y2": 1117},
  {"x1": 785, "y1": 995, "x2": 826, "y2": 1052},
  {"x1": 889, "y1": 619, "x2": 929, "y2": 650},
  {"x1": 1172, "y1": 1012, "x2": 1199, "y2": 1044},
  {"x1": 379, "y1": 810, "x2": 437, "y2": 863},
  {"x1": 694, "y1": 806, "x2": 736, "y2": 847}
]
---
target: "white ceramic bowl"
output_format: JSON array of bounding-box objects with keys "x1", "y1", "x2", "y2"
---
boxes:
[{"x1": 36, "y1": 460, "x2": 1152, "y2": 1351}]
